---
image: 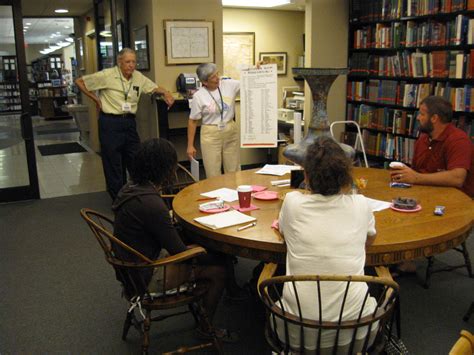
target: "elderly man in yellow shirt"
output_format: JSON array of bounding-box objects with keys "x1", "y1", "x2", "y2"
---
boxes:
[{"x1": 76, "y1": 48, "x2": 174, "y2": 200}]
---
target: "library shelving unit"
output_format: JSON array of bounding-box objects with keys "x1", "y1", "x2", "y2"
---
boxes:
[
  {"x1": 0, "y1": 56, "x2": 21, "y2": 114},
  {"x1": 346, "y1": 0, "x2": 474, "y2": 166},
  {"x1": 32, "y1": 54, "x2": 71, "y2": 120}
]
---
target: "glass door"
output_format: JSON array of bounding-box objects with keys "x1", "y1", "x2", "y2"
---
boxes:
[{"x1": 0, "y1": 0, "x2": 39, "y2": 201}]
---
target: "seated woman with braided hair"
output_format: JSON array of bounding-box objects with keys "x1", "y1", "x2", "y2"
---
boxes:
[
  {"x1": 278, "y1": 136, "x2": 378, "y2": 351},
  {"x1": 112, "y1": 138, "x2": 238, "y2": 342}
]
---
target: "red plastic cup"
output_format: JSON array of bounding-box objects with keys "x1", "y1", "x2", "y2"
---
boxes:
[{"x1": 237, "y1": 185, "x2": 252, "y2": 209}]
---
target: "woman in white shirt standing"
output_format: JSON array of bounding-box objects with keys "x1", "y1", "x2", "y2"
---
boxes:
[
  {"x1": 187, "y1": 63, "x2": 241, "y2": 178},
  {"x1": 278, "y1": 136, "x2": 378, "y2": 352}
]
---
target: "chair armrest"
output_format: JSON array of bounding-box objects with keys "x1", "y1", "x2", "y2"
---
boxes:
[
  {"x1": 149, "y1": 246, "x2": 207, "y2": 267},
  {"x1": 257, "y1": 263, "x2": 278, "y2": 297},
  {"x1": 375, "y1": 266, "x2": 393, "y2": 281}
]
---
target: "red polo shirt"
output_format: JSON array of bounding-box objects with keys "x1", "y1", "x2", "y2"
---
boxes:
[{"x1": 412, "y1": 123, "x2": 473, "y2": 198}]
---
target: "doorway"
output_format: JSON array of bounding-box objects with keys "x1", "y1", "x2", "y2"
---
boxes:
[{"x1": 24, "y1": 17, "x2": 105, "y2": 198}]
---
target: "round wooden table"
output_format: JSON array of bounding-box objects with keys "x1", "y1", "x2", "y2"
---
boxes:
[{"x1": 173, "y1": 168, "x2": 474, "y2": 265}]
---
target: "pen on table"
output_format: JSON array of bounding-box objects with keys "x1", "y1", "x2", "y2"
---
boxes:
[
  {"x1": 196, "y1": 197, "x2": 216, "y2": 201},
  {"x1": 237, "y1": 222, "x2": 257, "y2": 231}
]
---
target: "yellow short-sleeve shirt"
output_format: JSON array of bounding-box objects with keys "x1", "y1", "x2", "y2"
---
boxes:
[{"x1": 82, "y1": 66, "x2": 158, "y2": 115}]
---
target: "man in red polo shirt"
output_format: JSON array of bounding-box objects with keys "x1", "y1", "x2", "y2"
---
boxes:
[{"x1": 390, "y1": 95, "x2": 473, "y2": 198}]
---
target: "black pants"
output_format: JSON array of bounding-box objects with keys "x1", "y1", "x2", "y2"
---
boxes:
[{"x1": 98, "y1": 113, "x2": 140, "y2": 200}]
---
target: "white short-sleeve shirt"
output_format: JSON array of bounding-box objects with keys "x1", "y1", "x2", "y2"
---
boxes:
[
  {"x1": 82, "y1": 66, "x2": 158, "y2": 115},
  {"x1": 189, "y1": 79, "x2": 240, "y2": 125},
  {"x1": 278, "y1": 191, "x2": 377, "y2": 349}
]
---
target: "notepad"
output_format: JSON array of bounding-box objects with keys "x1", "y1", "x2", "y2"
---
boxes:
[
  {"x1": 365, "y1": 197, "x2": 392, "y2": 212},
  {"x1": 194, "y1": 210, "x2": 256, "y2": 230},
  {"x1": 190, "y1": 157, "x2": 200, "y2": 181},
  {"x1": 200, "y1": 188, "x2": 238, "y2": 202},
  {"x1": 256, "y1": 164, "x2": 302, "y2": 176}
]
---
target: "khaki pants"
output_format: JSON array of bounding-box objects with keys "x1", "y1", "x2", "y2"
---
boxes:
[{"x1": 200, "y1": 120, "x2": 241, "y2": 178}]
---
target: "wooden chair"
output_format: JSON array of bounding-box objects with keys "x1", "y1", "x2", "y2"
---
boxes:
[
  {"x1": 258, "y1": 264, "x2": 399, "y2": 354},
  {"x1": 449, "y1": 330, "x2": 474, "y2": 355},
  {"x1": 161, "y1": 163, "x2": 197, "y2": 211},
  {"x1": 80, "y1": 208, "x2": 222, "y2": 354}
]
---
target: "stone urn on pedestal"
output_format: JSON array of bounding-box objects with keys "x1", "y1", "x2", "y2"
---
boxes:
[{"x1": 283, "y1": 68, "x2": 353, "y2": 166}]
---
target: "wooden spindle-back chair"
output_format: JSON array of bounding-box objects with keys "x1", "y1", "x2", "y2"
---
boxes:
[{"x1": 80, "y1": 208, "x2": 222, "y2": 354}]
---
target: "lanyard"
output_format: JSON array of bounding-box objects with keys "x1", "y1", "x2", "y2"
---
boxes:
[
  {"x1": 206, "y1": 87, "x2": 224, "y2": 122},
  {"x1": 117, "y1": 67, "x2": 133, "y2": 101}
]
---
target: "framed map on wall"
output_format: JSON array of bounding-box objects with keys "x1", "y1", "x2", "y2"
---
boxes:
[
  {"x1": 223, "y1": 32, "x2": 255, "y2": 80},
  {"x1": 164, "y1": 20, "x2": 214, "y2": 65}
]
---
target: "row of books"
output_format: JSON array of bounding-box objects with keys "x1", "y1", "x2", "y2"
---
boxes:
[
  {"x1": 350, "y1": 49, "x2": 474, "y2": 78},
  {"x1": 343, "y1": 129, "x2": 417, "y2": 163},
  {"x1": 347, "y1": 103, "x2": 421, "y2": 136},
  {"x1": 348, "y1": 80, "x2": 432, "y2": 107},
  {"x1": 348, "y1": 79, "x2": 474, "y2": 110},
  {"x1": 353, "y1": 15, "x2": 473, "y2": 48},
  {"x1": 351, "y1": 0, "x2": 473, "y2": 22},
  {"x1": 343, "y1": 119, "x2": 473, "y2": 162}
]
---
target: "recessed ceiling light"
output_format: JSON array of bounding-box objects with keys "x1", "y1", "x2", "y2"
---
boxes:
[
  {"x1": 54, "y1": 9, "x2": 69, "y2": 13},
  {"x1": 25, "y1": 22, "x2": 31, "y2": 25},
  {"x1": 64, "y1": 26, "x2": 70, "y2": 29}
]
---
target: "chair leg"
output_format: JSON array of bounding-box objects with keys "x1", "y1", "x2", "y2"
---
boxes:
[
  {"x1": 424, "y1": 256, "x2": 434, "y2": 289},
  {"x1": 193, "y1": 301, "x2": 224, "y2": 354},
  {"x1": 142, "y1": 309, "x2": 151, "y2": 355},
  {"x1": 188, "y1": 303, "x2": 199, "y2": 326},
  {"x1": 122, "y1": 310, "x2": 133, "y2": 340},
  {"x1": 463, "y1": 301, "x2": 474, "y2": 322},
  {"x1": 460, "y1": 242, "x2": 473, "y2": 278}
]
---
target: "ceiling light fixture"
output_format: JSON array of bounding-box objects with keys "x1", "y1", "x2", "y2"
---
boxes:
[
  {"x1": 222, "y1": 0, "x2": 292, "y2": 7},
  {"x1": 26, "y1": 22, "x2": 31, "y2": 25},
  {"x1": 99, "y1": 30, "x2": 112, "y2": 37},
  {"x1": 55, "y1": 8, "x2": 69, "y2": 13}
]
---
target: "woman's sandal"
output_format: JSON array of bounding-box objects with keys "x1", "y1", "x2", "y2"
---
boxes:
[{"x1": 196, "y1": 327, "x2": 239, "y2": 343}]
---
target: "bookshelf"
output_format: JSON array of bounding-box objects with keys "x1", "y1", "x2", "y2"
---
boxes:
[
  {"x1": 346, "y1": 0, "x2": 474, "y2": 166},
  {"x1": 0, "y1": 56, "x2": 21, "y2": 113},
  {"x1": 31, "y1": 54, "x2": 72, "y2": 120}
]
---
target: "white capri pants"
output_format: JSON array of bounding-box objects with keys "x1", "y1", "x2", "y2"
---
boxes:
[{"x1": 200, "y1": 120, "x2": 241, "y2": 178}]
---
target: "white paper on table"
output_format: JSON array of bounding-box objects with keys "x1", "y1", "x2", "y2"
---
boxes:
[
  {"x1": 190, "y1": 157, "x2": 200, "y2": 181},
  {"x1": 365, "y1": 197, "x2": 392, "y2": 212},
  {"x1": 200, "y1": 188, "x2": 238, "y2": 202},
  {"x1": 240, "y1": 64, "x2": 278, "y2": 148},
  {"x1": 256, "y1": 164, "x2": 302, "y2": 176},
  {"x1": 194, "y1": 210, "x2": 256, "y2": 230}
]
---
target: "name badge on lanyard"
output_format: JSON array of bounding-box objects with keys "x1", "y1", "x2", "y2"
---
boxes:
[
  {"x1": 122, "y1": 102, "x2": 132, "y2": 112},
  {"x1": 118, "y1": 67, "x2": 133, "y2": 113},
  {"x1": 218, "y1": 121, "x2": 226, "y2": 130}
]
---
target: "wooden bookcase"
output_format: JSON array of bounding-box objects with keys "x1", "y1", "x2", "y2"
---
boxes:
[
  {"x1": 32, "y1": 54, "x2": 71, "y2": 120},
  {"x1": 346, "y1": 0, "x2": 474, "y2": 166}
]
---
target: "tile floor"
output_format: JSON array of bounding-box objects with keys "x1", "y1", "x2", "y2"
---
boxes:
[{"x1": 0, "y1": 114, "x2": 105, "y2": 199}]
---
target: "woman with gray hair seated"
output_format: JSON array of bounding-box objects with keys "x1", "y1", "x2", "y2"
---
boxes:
[{"x1": 187, "y1": 63, "x2": 241, "y2": 178}]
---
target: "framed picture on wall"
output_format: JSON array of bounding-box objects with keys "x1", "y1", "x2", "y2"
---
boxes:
[
  {"x1": 133, "y1": 25, "x2": 150, "y2": 71},
  {"x1": 259, "y1": 52, "x2": 287, "y2": 75},
  {"x1": 164, "y1": 20, "x2": 214, "y2": 65},
  {"x1": 223, "y1": 32, "x2": 255, "y2": 80}
]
